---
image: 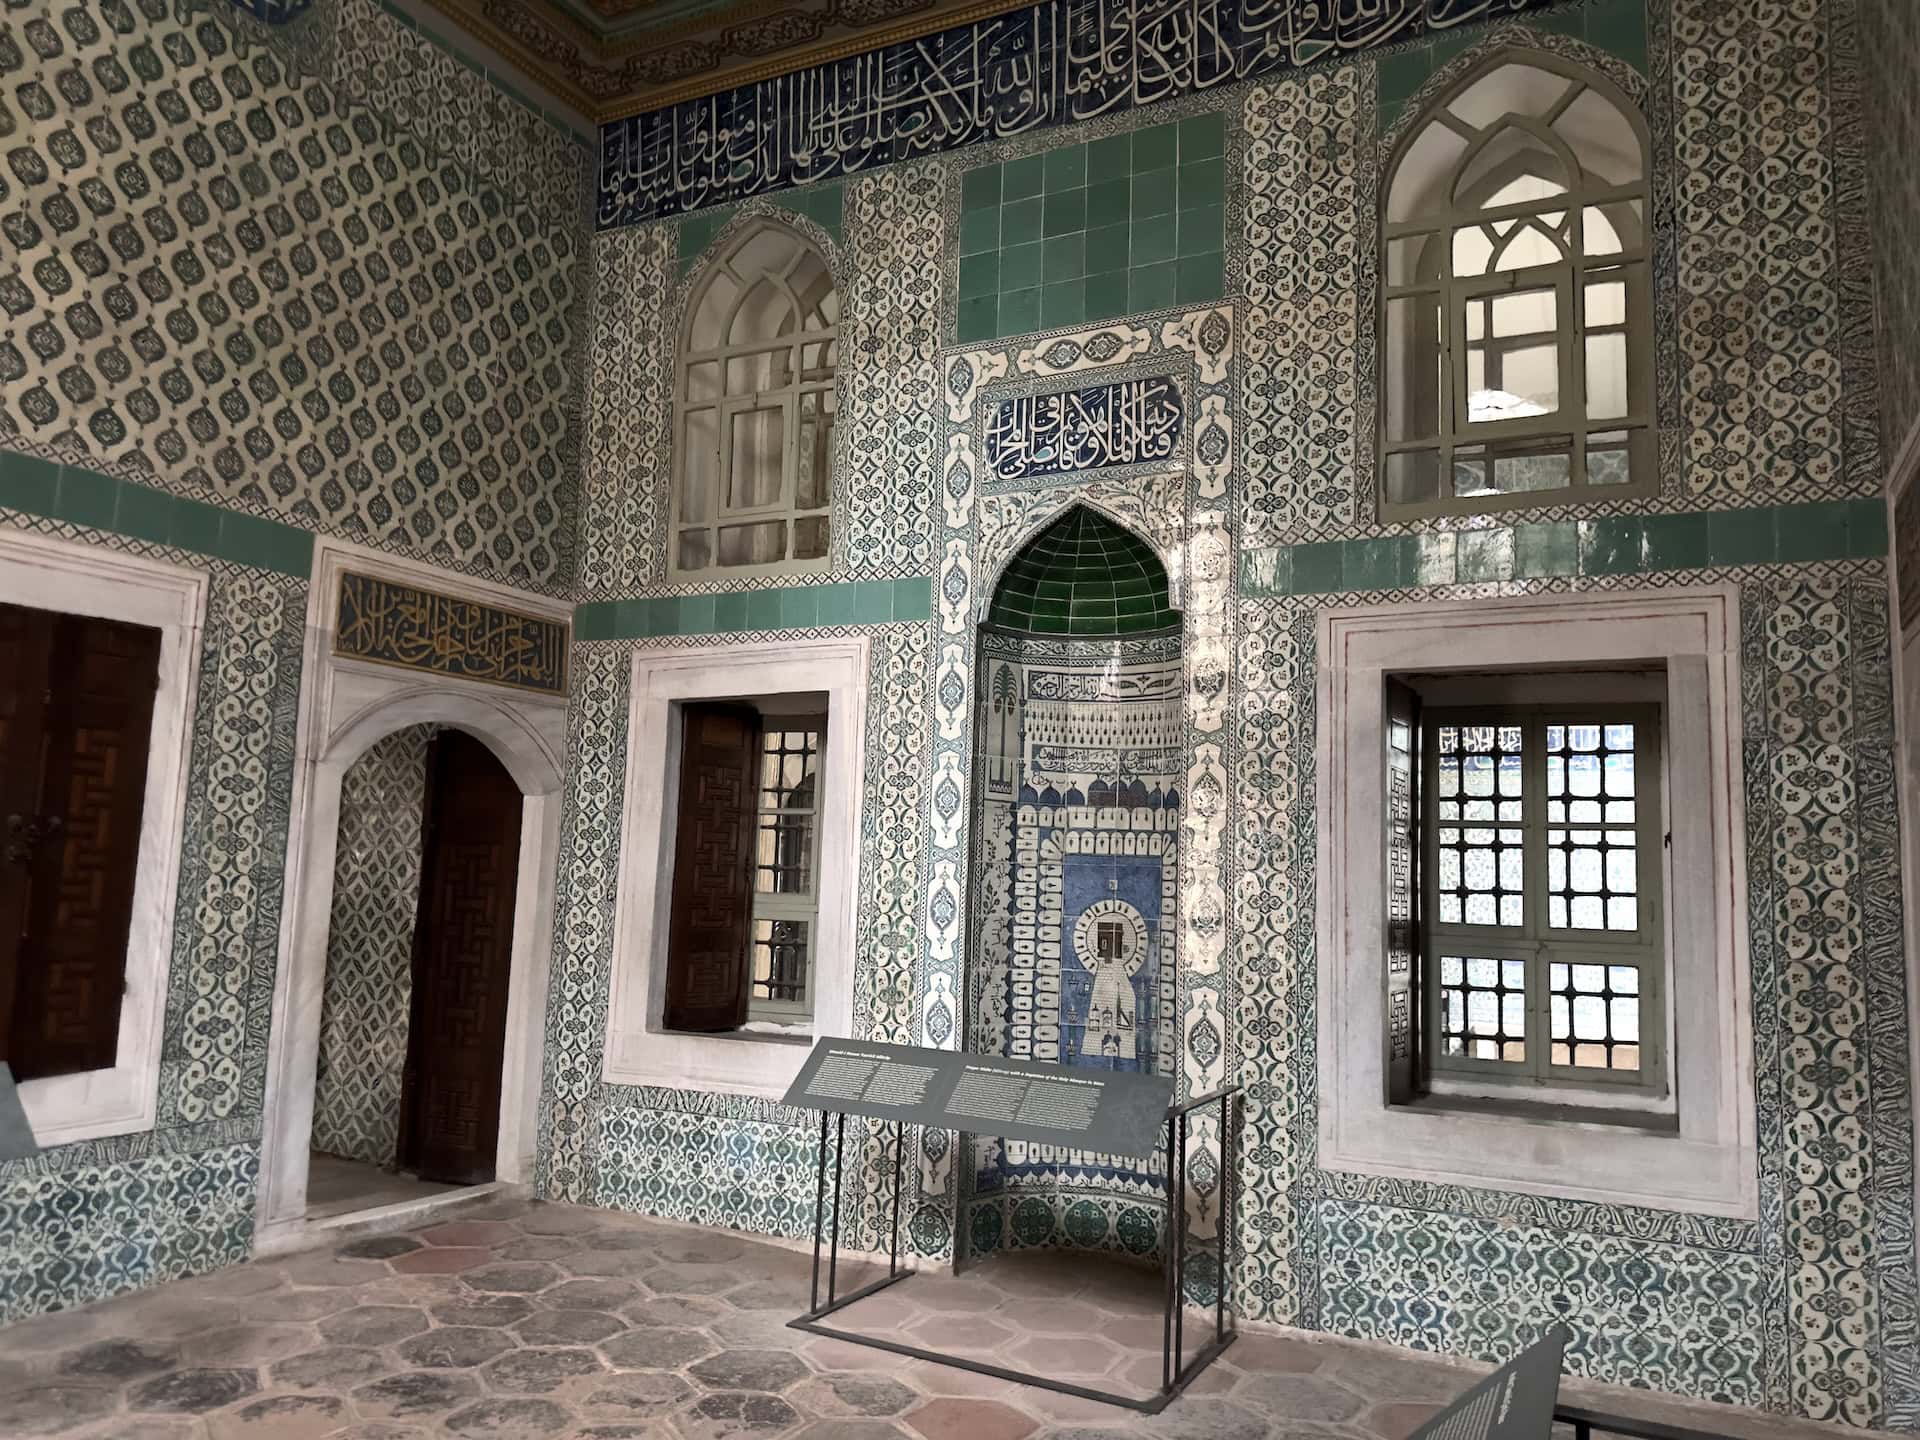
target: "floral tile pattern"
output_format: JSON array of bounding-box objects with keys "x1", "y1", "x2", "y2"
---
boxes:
[
  {"x1": 1, "y1": 0, "x2": 582, "y2": 591},
  {"x1": 0, "y1": 510, "x2": 304, "y2": 1323},
  {"x1": 311, "y1": 728, "x2": 431, "y2": 1169}
]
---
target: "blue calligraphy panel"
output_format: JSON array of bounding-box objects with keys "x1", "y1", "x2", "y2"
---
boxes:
[
  {"x1": 335, "y1": 572, "x2": 569, "y2": 696},
  {"x1": 598, "y1": 0, "x2": 1554, "y2": 227},
  {"x1": 987, "y1": 376, "x2": 1184, "y2": 481}
]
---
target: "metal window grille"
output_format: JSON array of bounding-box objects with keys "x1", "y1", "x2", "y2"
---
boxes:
[{"x1": 1422, "y1": 702, "x2": 1665, "y2": 1096}]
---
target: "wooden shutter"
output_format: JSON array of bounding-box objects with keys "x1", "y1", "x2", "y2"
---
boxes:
[
  {"x1": 398, "y1": 728, "x2": 523, "y2": 1185},
  {"x1": 7, "y1": 611, "x2": 161, "y2": 1082},
  {"x1": 1384, "y1": 680, "x2": 1421, "y2": 1105},
  {"x1": 663, "y1": 703, "x2": 761, "y2": 1033},
  {"x1": 0, "y1": 605, "x2": 55, "y2": 1068}
]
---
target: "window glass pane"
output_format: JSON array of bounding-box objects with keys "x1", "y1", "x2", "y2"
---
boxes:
[
  {"x1": 1587, "y1": 430, "x2": 1634, "y2": 485},
  {"x1": 795, "y1": 391, "x2": 833, "y2": 510},
  {"x1": 1385, "y1": 450, "x2": 1441, "y2": 506},
  {"x1": 1546, "y1": 719, "x2": 1641, "y2": 932},
  {"x1": 1455, "y1": 439, "x2": 1573, "y2": 496},
  {"x1": 751, "y1": 918, "x2": 810, "y2": 1004},
  {"x1": 682, "y1": 409, "x2": 717, "y2": 523},
  {"x1": 1466, "y1": 288, "x2": 1559, "y2": 422},
  {"x1": 1585, "y1": 279, "x2": 1627, "y2": 328},
  {"x1": 726, "y1": 348, "x2": 791, "y2": 395},
  {"x1": 727, "y1": 408, "x2": 785, "y2": 510},
  {"x1": 678, "y1": 529, "x2": 712, "y2": 571},
  {"x1": 1552, "y1": 87, "x2": 1643, "y2": 185},
  {"x1": 718, "y1": 521, "x2": 787, "y2": 567},
  {"x1": 1455, "y1": 130, "x2": 1571, "y2": 206},
  {"x1": 1433, "y1": 723, "x2": 1524, "y2": 928},
  {"x1": 1388, "y1": 233, "x2": 1438, "y2": 286},
  {"x1": 1447, "y1": 64, "x2": 1578, "y2": 130},
  {"x1": 793, "y1": 515, "x2": 830, "y2": 561},
  {"x1": 1438, "y1": 952, "x2": 1526, "y2": 1062},
  {"x1": 690, "y1": 271, "x2": 741, "y2": 351},
  {"x1": 687, "y1": 362, "x2": 721, "y2": 402},
  {"x1": 1549, "y1": 960, "x2": 1642, "y2": 1070},
  {"x1": 1587, "y1": 334, "x2": 1629, "y2": 419},
  {"x1": 1453, "y1": 226, "x2": 1495, "y2": 279},
  {"x1": 1492, "y1": 220, "x2": 1564, "y2": 271},
  {"x1": 1386, "y1": 297, "x2": 1443, "y2": 442},
  {"x1": 1388, "y1": 123, "x2": 1469, "y2": 222}
]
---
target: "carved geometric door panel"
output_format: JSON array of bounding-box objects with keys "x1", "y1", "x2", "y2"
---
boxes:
[
  {"x1": 662, "y1": 704, "x2": 762, "y2": 1033},
  {"x1": 397, "y1": 728, "x2": 524, "y2": 1185},
  {"x1": 0, "y1": 603, "x2": 161, "y2": 1082}
]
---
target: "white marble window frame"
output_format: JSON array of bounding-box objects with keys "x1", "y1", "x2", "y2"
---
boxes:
[
  {"x1": 0, "y1": 530, "x2": 207, "y2": 1146},
  {"x1": 1316, "y1": 585, "x2": 1757, "y2": 1217},
  {"x1": 604, "y1": 637, "x2": 870, "y2": 1099}
]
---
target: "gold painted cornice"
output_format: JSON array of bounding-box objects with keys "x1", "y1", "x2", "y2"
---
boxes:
[{"x1": 418, "y1": 0, "x2": 1038, "y2": 125}]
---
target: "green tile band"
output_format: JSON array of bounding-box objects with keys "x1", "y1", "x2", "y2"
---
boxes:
[
  {"x1": 1240, "y1": 500, "x2": 1888, "y2": 598},
  {"x1": 958, "y1": 112, "x2": 1227, "y2": 343},
  {"x1": 0, "y1": 453, "x2": 314, "y2": 578},
  {"x1": 574, "y1": 576, "x2": 933, "y2": 641}
]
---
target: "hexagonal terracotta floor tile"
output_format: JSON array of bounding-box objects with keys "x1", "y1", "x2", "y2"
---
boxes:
[
  {"x1": 420, "y1": 1220, "x2": 521, "y2": 1248},
  {"x1": 903, "y1": 1397, "x2": 1039, "y2": 1440},
  {"x1": 391, "y1": 1246, "x2": 491, "y2": 1275}
]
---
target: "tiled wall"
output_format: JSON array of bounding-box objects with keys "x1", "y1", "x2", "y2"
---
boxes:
[
  {"x1": 311, "y1": 728, "x2": 430, "y2": 1169},
  {"x1": 955, "y1": 114, "x2": 1226, "y2": 342},
  {"x1": 0, "y1": 0, "x2": 584, "y2": 592},
  {"x1": 549, "y1": 0, "x2": 1920, "y2": 1427},
  {"x1": 1862, "y1": 0, "x2": 1920, "y2": 462},
  {"x1": 0, "y1": 0, "x2": 585, "y2": 1325},
  {"x1": 0, "y1": 505, "x2": 304, "y2": 1323}
]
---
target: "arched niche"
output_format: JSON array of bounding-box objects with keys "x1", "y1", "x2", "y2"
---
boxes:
[{"x1": 964, "y1": 506, "x2": 1184, "y2": 1264}]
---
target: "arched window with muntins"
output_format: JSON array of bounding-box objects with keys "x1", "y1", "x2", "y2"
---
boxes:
[
  {"x1": 674, "y1": 223, "x2": 839, "y2": 575},
  {"x1": 1380, "y1": 53, "x2": 1655, "y2": 518}
]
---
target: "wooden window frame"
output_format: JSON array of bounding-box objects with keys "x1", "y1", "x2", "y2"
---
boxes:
[
  {"x1": 1379, "y1": 50, "x2": 1657, "y2": 520},
  {"x1": 0, "y1": 531, "x2": 205, "y2": 1146},
  {"x1": 672, "y1": 222, "x2": 840, "y2": 579},
  {"x1": 1316, "y1": 588, "x2": 1756, "y2": 1218},
  {"x1": 604, "y1": 639, "x2": 868, "y2": 1101},
  {"x1": 1419, "y1": 700, "x2": 1668, "y2": 1107},
  {"x1": 746, "y1": 715, "x2": 827, "y2": 1028}
]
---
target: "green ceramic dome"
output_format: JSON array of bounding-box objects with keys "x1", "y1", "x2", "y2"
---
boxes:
[{"x1": 986, "y1": 507, "x2": 1177, "y2": 636}]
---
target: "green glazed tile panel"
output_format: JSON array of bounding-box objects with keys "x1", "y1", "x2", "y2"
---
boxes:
[
  {"x1": 957, "y1": 113, "x2": 1227, "y2": 343},
  {"x1": 1376, "y1": 0, "x2": 1647, "y2": 131},
  {"x1": 986, "y1": 507, "x2": 1176, "y2": 635},
  {"x1": 574, "y1": 576, "x2": 933, "y2": 641},
  {"x1": 678, "y1": 183, "x2": 847, "y2": 273},
  {"x1": 1240, "y1": 500, "x2": 1887, "y2": 597},
  {"x1": 0, "y1": 453, "x2": 314, "y2": 577}
]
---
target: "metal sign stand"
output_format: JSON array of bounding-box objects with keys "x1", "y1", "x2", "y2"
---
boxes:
[{"x1": 787, "y1": 1084, "x2": 1241, "y2": 1414}]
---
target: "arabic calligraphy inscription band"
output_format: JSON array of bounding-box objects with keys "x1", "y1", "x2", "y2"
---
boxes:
[
  {"x1": 598, "y1": 0, "x2": 1559, "y2": 227},
  {"x1": 987, "y1": 375, "x2": 1185, "y2": 481},
  {"x1": 335, "y1": 572, "x2": 571, "y2": 696}
]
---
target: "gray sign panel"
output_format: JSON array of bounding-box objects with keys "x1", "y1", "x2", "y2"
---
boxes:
[
  {"x1": 782, "y1": 1039, "x2": 1174, "y2": 1160},
  {"x1": 1408, "y1": 1327, "x2": 1568, "y2": 1440}
]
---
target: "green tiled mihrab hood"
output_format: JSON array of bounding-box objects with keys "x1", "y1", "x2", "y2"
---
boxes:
[{"x1": 986, "y1": 507, "x2": 1177, "y2": 636}]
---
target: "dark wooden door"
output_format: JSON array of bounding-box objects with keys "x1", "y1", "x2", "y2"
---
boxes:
[
  {"x1": 397, "y1": 728, "x2": 523, "y2": 1184},
  {"x1": 0, "y1": 604, "x2": 160, "y2": 1082},
  {"x1": 662, "y1": 704, "x2": 761, "y2": 1033}
]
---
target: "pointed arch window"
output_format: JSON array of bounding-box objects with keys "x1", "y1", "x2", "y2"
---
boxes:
[
  {"x1": 674, "y1": 224, "x2": 839, "y2": 575},
  {"x1": 1380, "y1": 54, "x2": 1655, "y2": 517}
]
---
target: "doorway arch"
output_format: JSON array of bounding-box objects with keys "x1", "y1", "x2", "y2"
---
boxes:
[{"x1": 255, "y1": 541, "x2": 569, "y2": 1254}]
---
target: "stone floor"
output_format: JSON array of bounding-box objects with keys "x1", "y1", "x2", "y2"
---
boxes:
[{"x1": 0, "y1": 1194, "x2": 1877, "y2": 1440}]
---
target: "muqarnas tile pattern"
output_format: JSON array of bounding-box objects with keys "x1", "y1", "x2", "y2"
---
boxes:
[
  {"x1": 0, "y1": 0, "x2": 581, "y2": 590},
  {"x1": 311, "y1": 728, "x2": 430, "y2": 1170},
  {"x1": 957, "y1": 113, "x2": 1227, "y2": 342}
]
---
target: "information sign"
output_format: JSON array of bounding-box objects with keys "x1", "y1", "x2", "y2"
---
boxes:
[
  {"x1": 782, "y1": 1039, "x2": 1174, "y2": 1159},
  {"x1": 1408, "y1": 1327, "x2": 1569, "y2": 1440}
]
